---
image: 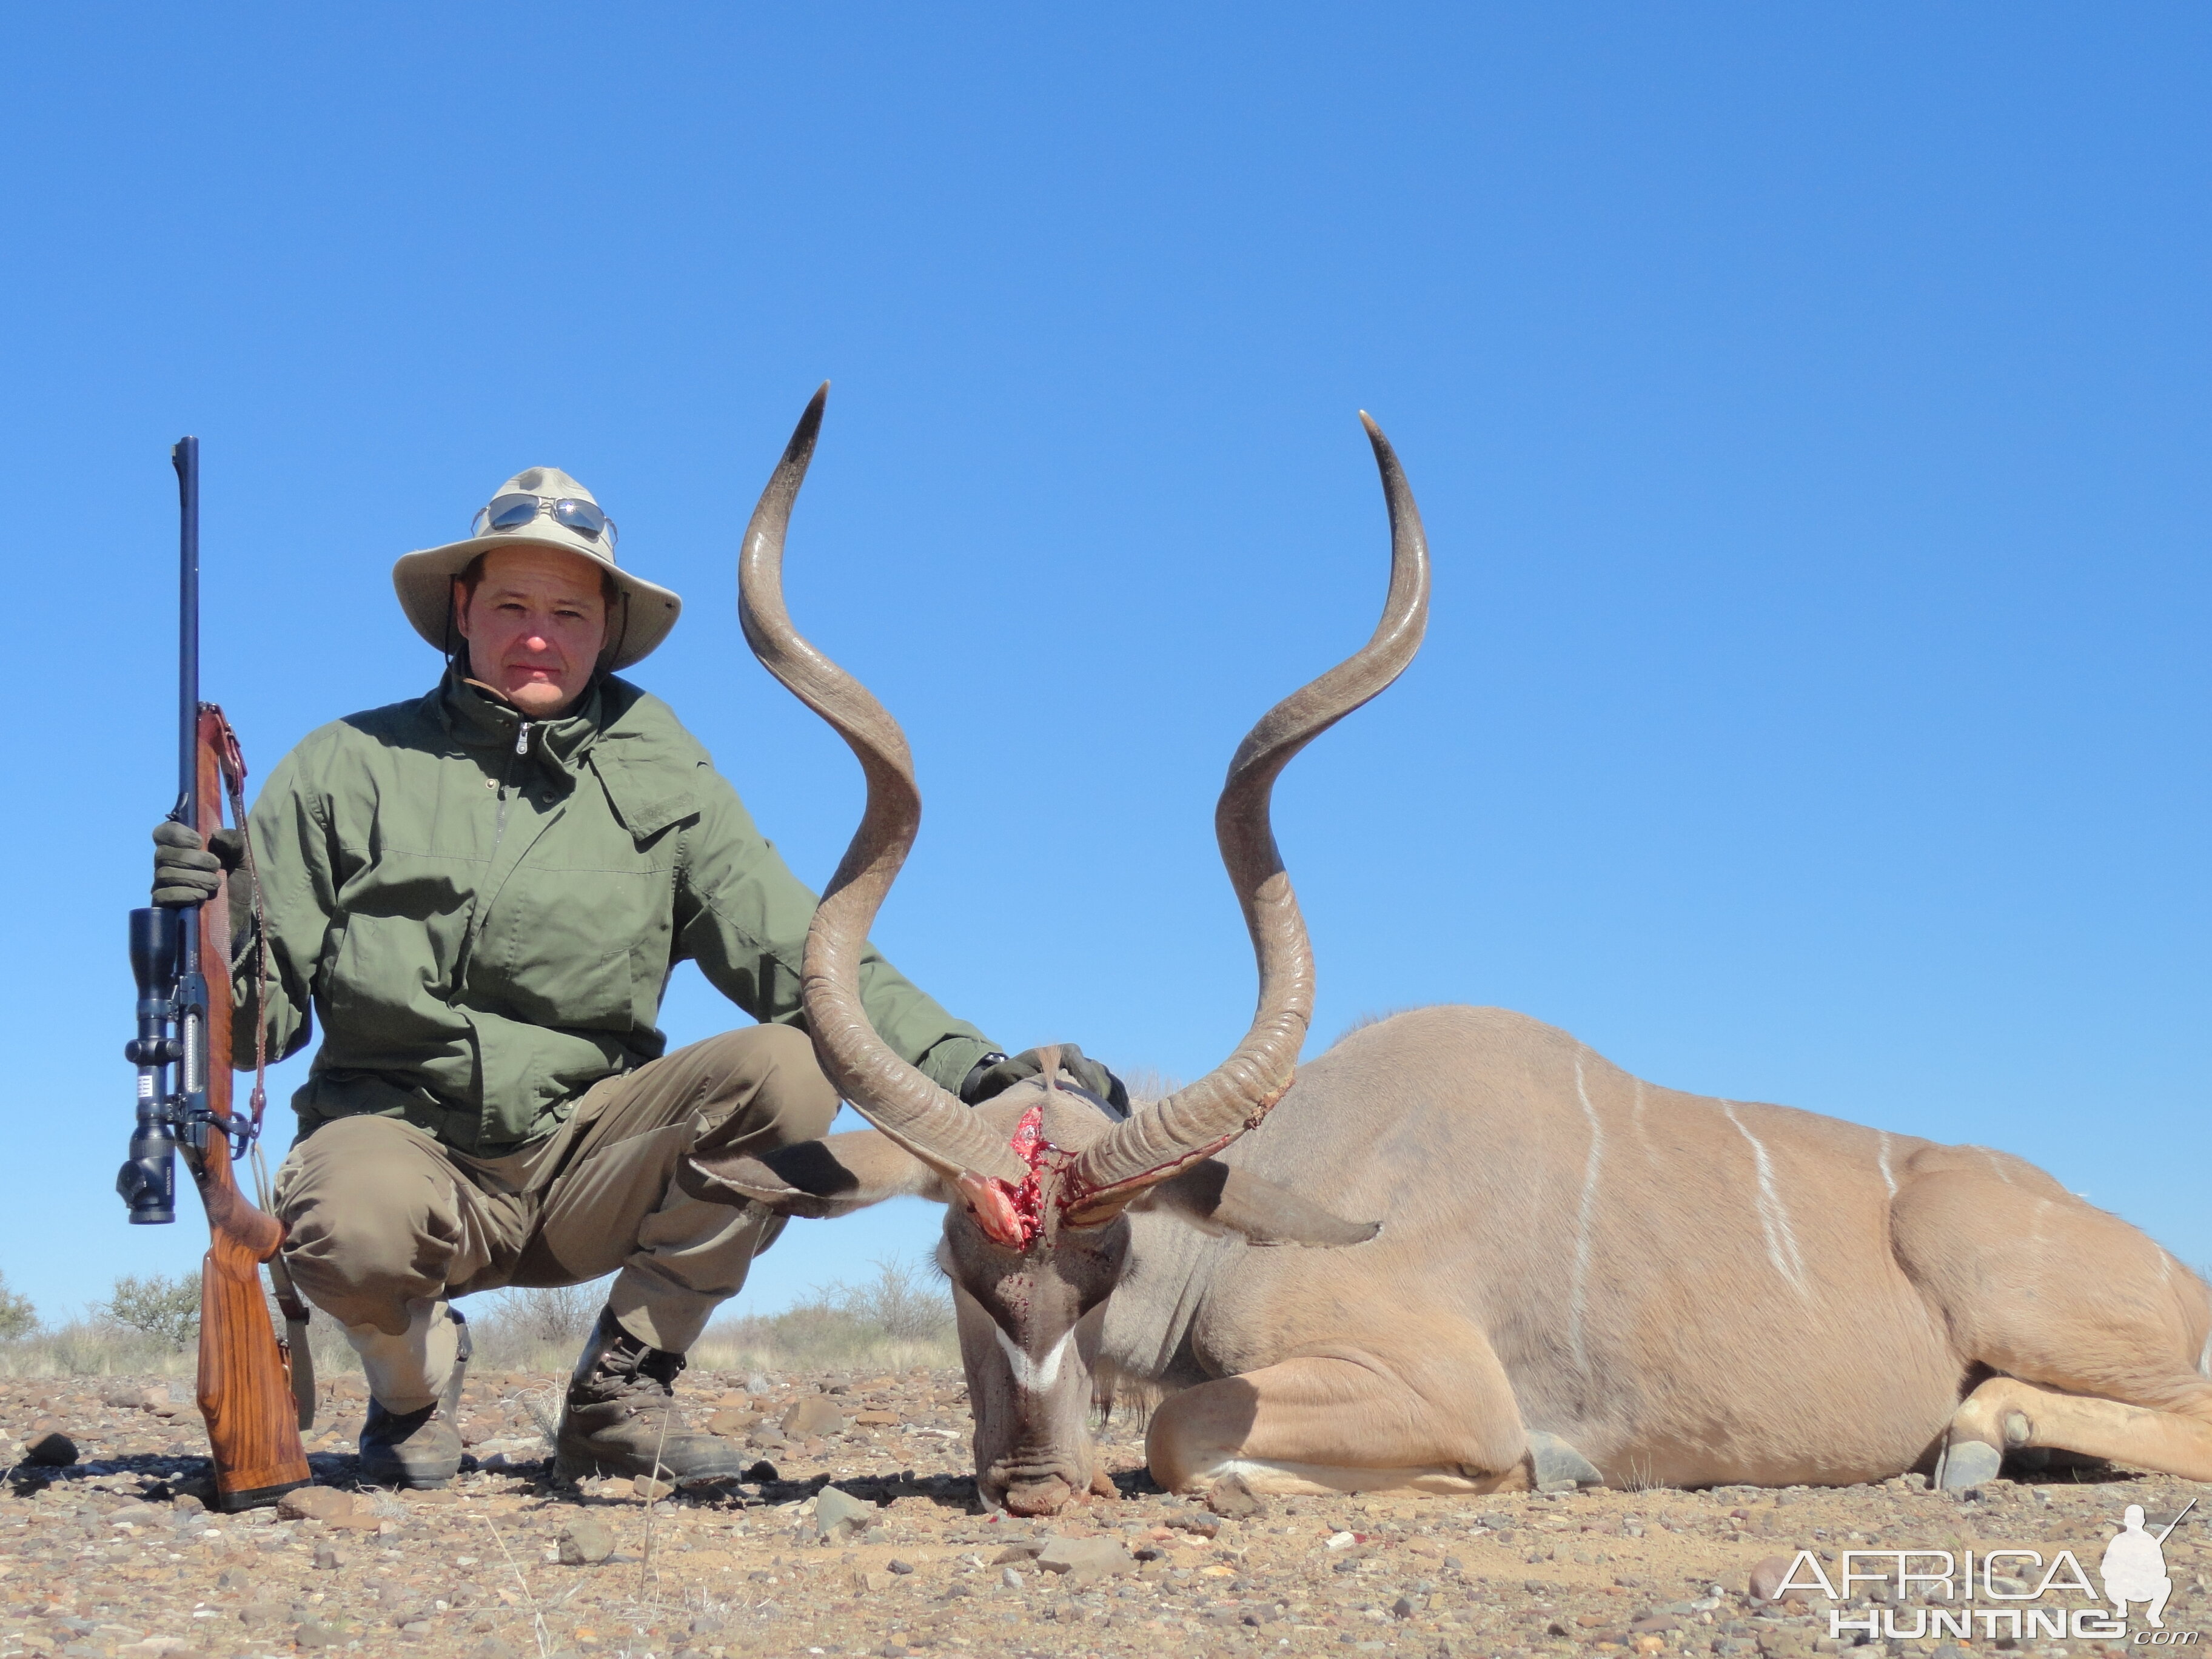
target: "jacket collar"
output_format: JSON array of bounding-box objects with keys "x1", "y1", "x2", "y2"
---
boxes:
[
  {"x1": 430, "y1": 669, "x2": 697, "y2": 840},
  {"x1": 435, "y1": 669, "x2": 607, "y2": 771}
]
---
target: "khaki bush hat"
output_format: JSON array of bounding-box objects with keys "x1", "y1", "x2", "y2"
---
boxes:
[{"x1": 392, "y1": 466, "x2": 683, "y2": 671}]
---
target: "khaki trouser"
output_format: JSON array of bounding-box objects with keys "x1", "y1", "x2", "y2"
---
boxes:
[{"x1": 272, "y1": 1025, "x2": 839, "y2": 1354}]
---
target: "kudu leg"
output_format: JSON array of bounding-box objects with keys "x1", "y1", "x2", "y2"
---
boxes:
[
  {"x1": 1147, "y1": 1349, "x2": 1533, "y2": 1497},
  {"x1": 1939, "y1": 1376, "x2": 2212, "y2": 1489}
]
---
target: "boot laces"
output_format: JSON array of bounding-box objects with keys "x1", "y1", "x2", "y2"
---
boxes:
[{"x1": 591, "y1": 1330, "x2": 686, "y2": 1403}]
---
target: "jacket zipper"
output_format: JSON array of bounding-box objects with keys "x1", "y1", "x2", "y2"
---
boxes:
[
  {"x1": 496, "y1": 721, "x2": 531, "y2": 837},
  {"x1": 453, "y1": 719, "x2": 532, "y2": 995}
]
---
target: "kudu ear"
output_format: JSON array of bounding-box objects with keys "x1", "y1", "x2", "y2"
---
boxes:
[
  {"x1": 677, "y1": 1130, "x2": 950, "y2": 1219},
  {"x1": 1133, "y1": 1158, "x2": 1381, "y2": 1248}
]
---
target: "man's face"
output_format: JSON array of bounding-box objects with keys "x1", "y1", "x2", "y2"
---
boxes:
[{"x1": 453, "y1": 546, "x2": 611, "y2": 717}]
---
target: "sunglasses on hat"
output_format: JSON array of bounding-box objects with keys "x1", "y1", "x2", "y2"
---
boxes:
[{"x1": 471, "y1": 493, "x2": 618, "y2": 549}]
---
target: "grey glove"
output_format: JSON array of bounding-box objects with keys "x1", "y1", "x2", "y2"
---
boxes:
[
  {"x1": 960, "y1": 1045, "x2": 1130, "y2": 1116},
  {"x1": 150, "y1": 820, "x2": 244, "y2": 910}
]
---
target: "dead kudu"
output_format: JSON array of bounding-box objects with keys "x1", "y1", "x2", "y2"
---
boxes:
[{"x1": 697, "y1": 387, "x2": 2212, "y2": 1515}]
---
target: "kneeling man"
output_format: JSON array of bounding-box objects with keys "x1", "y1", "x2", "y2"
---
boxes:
[{"x1": 151, "y1": 468, "x2": 1121, "y2": 1487}]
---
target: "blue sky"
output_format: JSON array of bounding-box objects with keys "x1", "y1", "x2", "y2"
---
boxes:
[{"x1": 4, "y1": 6, "x2": 2206, "y2": 1325}]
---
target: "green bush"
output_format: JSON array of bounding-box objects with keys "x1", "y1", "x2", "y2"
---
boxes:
[
  {"x1": 100, "y1": 1270, "x2": 202, "y2": 1350},
  {"x1": 0, "y1": 1272, "x2": 35, "y2": 1341}
]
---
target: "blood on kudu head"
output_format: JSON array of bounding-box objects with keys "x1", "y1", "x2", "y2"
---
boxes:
[{"x1": 704, "y1": 385, "x2": 1424, "y2": 1511}]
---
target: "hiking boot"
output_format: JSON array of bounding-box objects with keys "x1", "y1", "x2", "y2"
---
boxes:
[
  {"x1": 554, "y1": 1307, "x2": 745, "y2": 1483},
  {"x1": 358, "y1": 1307, "x2": 471, "y2": 1488}
]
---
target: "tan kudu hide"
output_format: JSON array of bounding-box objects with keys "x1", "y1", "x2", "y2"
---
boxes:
[{"x1": 693, "y1": 387, "x2": 2212, "y2": 1517}]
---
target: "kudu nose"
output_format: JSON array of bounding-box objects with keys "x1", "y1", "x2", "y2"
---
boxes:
[{"x1": 1004, "y1": 1475, "x2": 1075, "y2": 1517}]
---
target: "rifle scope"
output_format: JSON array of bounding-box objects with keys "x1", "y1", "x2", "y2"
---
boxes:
[{"x1": 119, "y1": 905, "x2": 181, "y2": 1225}]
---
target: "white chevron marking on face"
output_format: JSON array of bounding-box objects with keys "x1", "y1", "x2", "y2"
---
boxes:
[{"x1": 994, "y1": 1325, "x2": 1076, "y2": 1393}]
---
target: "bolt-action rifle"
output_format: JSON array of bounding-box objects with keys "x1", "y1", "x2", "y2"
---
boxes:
[{"x1": 117, "y1": 437, "x2": 312, "y2": 1510}]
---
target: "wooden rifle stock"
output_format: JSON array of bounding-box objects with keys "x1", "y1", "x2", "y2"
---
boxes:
[{"x1": 186, "y1": 706, "x2": 310, "y2": 1510}]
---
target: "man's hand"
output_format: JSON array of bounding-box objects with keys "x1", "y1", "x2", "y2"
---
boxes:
[
  {"x1": 960, "y1": 1045, "x2": 1130, "y2": 1116},
  {"x1": 151, "y1": 820, "x2": 244, "y2": 909}
]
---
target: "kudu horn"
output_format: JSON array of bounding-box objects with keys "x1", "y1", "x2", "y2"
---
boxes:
[
  {"x1": 1063, "y1": 412, "x2": 1430, "y2": 1219},
  {"x1": 736, "y1": 384, "x2": 1028, "y2": 1187}
]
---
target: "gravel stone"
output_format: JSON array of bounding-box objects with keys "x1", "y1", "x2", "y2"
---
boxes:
[
  {"x1": 815, "y1": 1482, "x2": 875, "y2": 1540},
  {"x1": 1747, "y1": 1552, "x2": 1795, "y2": 1601},
  {"x1": 557, "y1": 1515, "x2": 616, "y2": 1564},
  {"x1": 782, "y1": 1395, "x2": 849, "y2": 1436},
  {"x1": 24, "y1": 1428, "x2": 78, "y2": 1466},
  {"x1": 1037, "y1": 1533, "x2": 1133, "y2": 1585},
  {"x1": 1206, "y1": 1471, "x2": 1262, "y2": 1518},
  {"x1": 277, "y1": 1485, "x2": 357, "y2": 1521}
]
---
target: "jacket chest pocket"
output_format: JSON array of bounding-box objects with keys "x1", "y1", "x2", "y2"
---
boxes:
[{"x1": 478, "y1": 859, "x2": 674, "y2": 1033}]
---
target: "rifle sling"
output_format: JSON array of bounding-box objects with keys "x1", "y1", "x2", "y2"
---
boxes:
[{"x1": 266, "y1": 1251, "x2": 316, "y2": 1432}]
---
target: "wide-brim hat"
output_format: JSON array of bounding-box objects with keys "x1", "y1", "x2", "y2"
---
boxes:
[{"x1": 392, "y1": 466, "x2": 682, "y2": 672}]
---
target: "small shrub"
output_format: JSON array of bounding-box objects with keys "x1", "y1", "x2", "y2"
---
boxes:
[
  {"x1": 0, "y1": 1271, "x2": 35, "y2": 1341},
  {"x1": 838, "y1": 1257, "x2": 952, "y2": 1342},
  {"x1": 100, "y1": 1271, "x2": 203, "y2": 1350},
  {"x1": 467, "y1": 1276, "x2": 615, "y2": 1373}
]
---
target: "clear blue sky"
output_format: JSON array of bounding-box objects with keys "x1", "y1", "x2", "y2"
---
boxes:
[{"x1": 5, "y1": 7, "x2": 2206, "y2": 1326}]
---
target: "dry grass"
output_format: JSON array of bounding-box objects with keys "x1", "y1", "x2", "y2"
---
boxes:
[
  {"x1": 0, "y1": 1255, "x2": 961, "y2": 1379},
  {"x1": 1117, "y1": 1065, "x2": 1184, "y2": 1105},
  {"x1": 413, "y1": 1263, "x2": 962, "y2": 1378},
  {"x1": 0, "y1": 1309, "x2": 366, "y2": 1381},
  {"x1": 694, "y1": 1258, "x2": 959, "y2": 1373}
]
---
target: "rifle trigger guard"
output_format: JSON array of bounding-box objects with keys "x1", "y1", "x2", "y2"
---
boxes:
[
  {"x1": 221, "y1": 1113, "x2": 258, "y2": 1162},
  {"x1": 187, "y1": 1105, "x2": 258, "y2": 1161}
]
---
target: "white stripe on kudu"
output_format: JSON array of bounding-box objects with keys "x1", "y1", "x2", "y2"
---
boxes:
[
  {"x1": 1721, "y1": 1101, "x2": 1809, "y2": 1296},
  {"x1": 1569, "y1": 1058, "x2": 1606, "y2": 1372}
]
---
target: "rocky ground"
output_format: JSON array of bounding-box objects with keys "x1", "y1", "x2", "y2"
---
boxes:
[{"x1": 0, "y1": 1369, "x2": 2203, "y2": 1659}]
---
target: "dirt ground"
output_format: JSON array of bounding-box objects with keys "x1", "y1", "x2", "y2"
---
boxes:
[{"x1": 1, "y1": 1366, "x2": 2204, "y2": 1659}]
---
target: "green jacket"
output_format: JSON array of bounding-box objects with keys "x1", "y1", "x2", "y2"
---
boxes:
[{"x1": 233, "y1": 670, "x2": 996, "y2": 1153}]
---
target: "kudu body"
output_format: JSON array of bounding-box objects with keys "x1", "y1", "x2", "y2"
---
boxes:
[{"x1": 703, "y1": 389, "x2": 2212, "y2": 1513}]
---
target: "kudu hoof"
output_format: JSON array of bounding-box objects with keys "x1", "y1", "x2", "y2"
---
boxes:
[
  {"x1": 1528, "y1": 1430, "x2": 1605, "y2": 1492},
  {"x1": 1936, "y1": 1438, "x2": 2002, "y2": 1491}
]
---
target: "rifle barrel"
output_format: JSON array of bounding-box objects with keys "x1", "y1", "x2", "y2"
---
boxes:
[
  {"x1": 172, "y1": 437, "x2": 200, "y2": 991},
  {"x1": 173, "y1": 437, "x2": 199, "y2": 824}
]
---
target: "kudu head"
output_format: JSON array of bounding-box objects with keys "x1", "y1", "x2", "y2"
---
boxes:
[{"x1": 689, "y1": 385, "x2": 1428, "y2": 1513}]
